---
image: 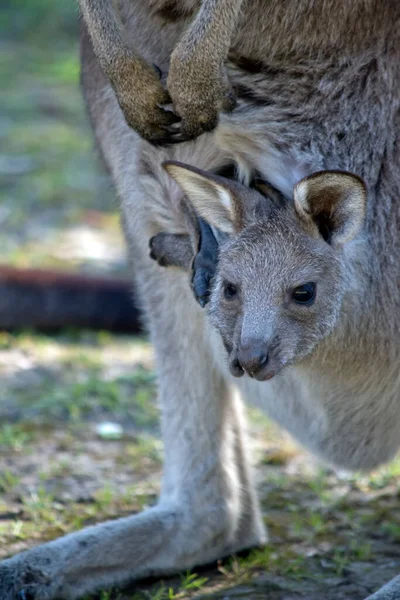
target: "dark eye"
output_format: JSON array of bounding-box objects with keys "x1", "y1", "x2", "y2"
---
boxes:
[
  {"x1": 224, "y1": 283, "x2": 238, "y2": 300},
  {"x1": 292, "y1": 282, "x2": 316, "y2": 305}
]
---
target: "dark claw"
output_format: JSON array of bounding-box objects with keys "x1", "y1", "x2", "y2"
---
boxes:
[
  {"x1": 163, "y1": 121, "x2": 216, "y2": 144},
  {"x1": 151, "y1": 134, "x2": 191, "y2": 147},
  {"x1": 152, "y1": 63, "x2": 163, "y2": 80},
  {"x1": 146, "y1": 111, "x2": 186, "y2": 147},
  {"x1": 159, "y1": 110, "x2": 181, "y2": 124},
  {"x1": 18, "y1": 591, "x2": 34, "y2": 600},
  {"x1": 149, "y1": 135, "x2": 182, "y2": 147},
  {"x1": 163, "y1": 133, "x2": 192, "y2": 145},
  {"x1": 162, "y1": 124, "x2": 182, "y2": 135}
]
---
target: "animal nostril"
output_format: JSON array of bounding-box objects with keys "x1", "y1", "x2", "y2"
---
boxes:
[
  {"x1": 249, "y1": 353, "x2": 268, "y2": 376},
  {"x1": 238, "y1": 348, "x2": 269, "y2": 376},
  {"x1": 230, "y1": 358, "x2": 244, "y2": 377}
]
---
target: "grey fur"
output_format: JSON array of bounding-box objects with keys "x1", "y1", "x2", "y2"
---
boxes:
[
  {"x1": 0, "y1": 2, "x2": 399, "y2": 599},
  {"x1": 78, "y1": 0, "x2": 240, "y2": 141},
  {"x1": 158, "y1": 164, "x2": 368, "y2": 382}
]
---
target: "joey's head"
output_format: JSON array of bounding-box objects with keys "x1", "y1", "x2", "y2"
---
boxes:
[{"x1": 164, "y1": 162, "x2": 366, "y2": 381}]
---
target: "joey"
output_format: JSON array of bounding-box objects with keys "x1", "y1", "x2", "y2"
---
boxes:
[{"x1": 162, "y1": 162, "x2": 366, "y2": 380}]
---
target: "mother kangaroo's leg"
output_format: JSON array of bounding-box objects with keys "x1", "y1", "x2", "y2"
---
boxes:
[
  {"x1": 0, "y1": 27, "x2": 265, "y2": 600},
  {"x1": 0, "y1": 260, "x2": 264, "y2": 600}
]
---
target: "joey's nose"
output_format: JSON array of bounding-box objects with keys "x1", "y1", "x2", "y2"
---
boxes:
[{"x1": 237, "y1": 345, "x2": 268, "y2": 377}]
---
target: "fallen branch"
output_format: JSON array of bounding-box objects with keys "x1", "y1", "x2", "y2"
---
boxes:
[{"x1": 0, "y1": 266, "x2": 142, "y2": 333}]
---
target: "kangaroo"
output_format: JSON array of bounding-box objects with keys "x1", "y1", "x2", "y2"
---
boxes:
[
  {"x1": 78, "y1": 0, "x2": 240, "y2": 142},
  {"x1": 0, "y1": 1, "x2": 399, "y2": 599}
]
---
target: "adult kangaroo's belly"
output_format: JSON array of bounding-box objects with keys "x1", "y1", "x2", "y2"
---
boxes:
[
  {"x1": 232, "y1": 0, "x2": 397, "y2": 60},
  {"x1": 122, "y1": 1, "x2": 398, "y2": 75},
  {"x1": 240, "y1": 362, "x2": 400, "y2": 472}
]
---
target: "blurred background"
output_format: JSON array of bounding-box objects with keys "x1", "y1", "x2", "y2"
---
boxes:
[
  {"x1": 1, "y1": 3, "x2": 400, "y2": 599},
  {"x1": 0, "y1": 0, "x2": 164, "y2": 580},
  {"x1": 1, "y1": 0, "x2": 124, "y2": 276}
]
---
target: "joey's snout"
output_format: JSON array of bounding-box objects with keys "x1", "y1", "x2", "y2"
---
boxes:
[
  {"x1": 238, "y1": 345, "x2": 269, "y2": 378},
  {"x1": 229, "y1": 339, "x2": 275, "y2": 381}
]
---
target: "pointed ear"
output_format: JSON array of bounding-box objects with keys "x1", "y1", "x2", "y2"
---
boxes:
[
  {"x1": 163, "y1": 161, "x2": 242, "y2": 234},
  {"x1": 294, "y1": 171, "x2": 367, "y2": 248}
]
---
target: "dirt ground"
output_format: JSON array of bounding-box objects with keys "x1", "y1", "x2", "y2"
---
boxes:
[
  {"x1": 2, "y1": 331, "x2": 400, "y2": 600},
  {"x1": 2, "y1": 3, "x2": 400, "y2": 599}
]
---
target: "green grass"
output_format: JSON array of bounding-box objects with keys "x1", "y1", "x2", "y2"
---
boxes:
[
  {"x1": 1, "y1": 329, "x2": 400, "y2": 598},
  {"x1": 0, "y1": 331, "x2": 156, "y2": 428},
  {"x1": 0, "y1": 423, "x2": 35, "y2": 452},
  {"x1": 0, "y1": 0, "x2": 121, "y2": 273}
]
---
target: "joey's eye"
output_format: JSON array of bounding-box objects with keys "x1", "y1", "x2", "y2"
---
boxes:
[
  {"x1": 292, "y1": 282, "x2": 316, "y2": 305},
  {"x1": 224, "y1": 283, "x2": 238, "y2": 300}
]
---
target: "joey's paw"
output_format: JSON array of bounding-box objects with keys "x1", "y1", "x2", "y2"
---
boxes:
[
  {"x1": 167, "y1": 51, "x2": 236, "y2": 141},
  {"x1": 149, "y1": 233, "x2": 194, "y2": 270},
  {"x1": 149, "y1": 234, "x2": 173, "y2": 267},
  {"x1": 150, "y1": 232, "x2": 216, "y2": 305},
  {"x1": 112, "y1": 60, "x2": 183, "y2": 145}
]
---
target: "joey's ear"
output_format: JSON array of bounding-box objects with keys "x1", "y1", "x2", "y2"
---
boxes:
[
  {"x1": 294, "y1": 171, "x2": 367, "y2": 247},
  {"x1": 163, "y1": 161, "x2": 243, "y2": 234}
]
